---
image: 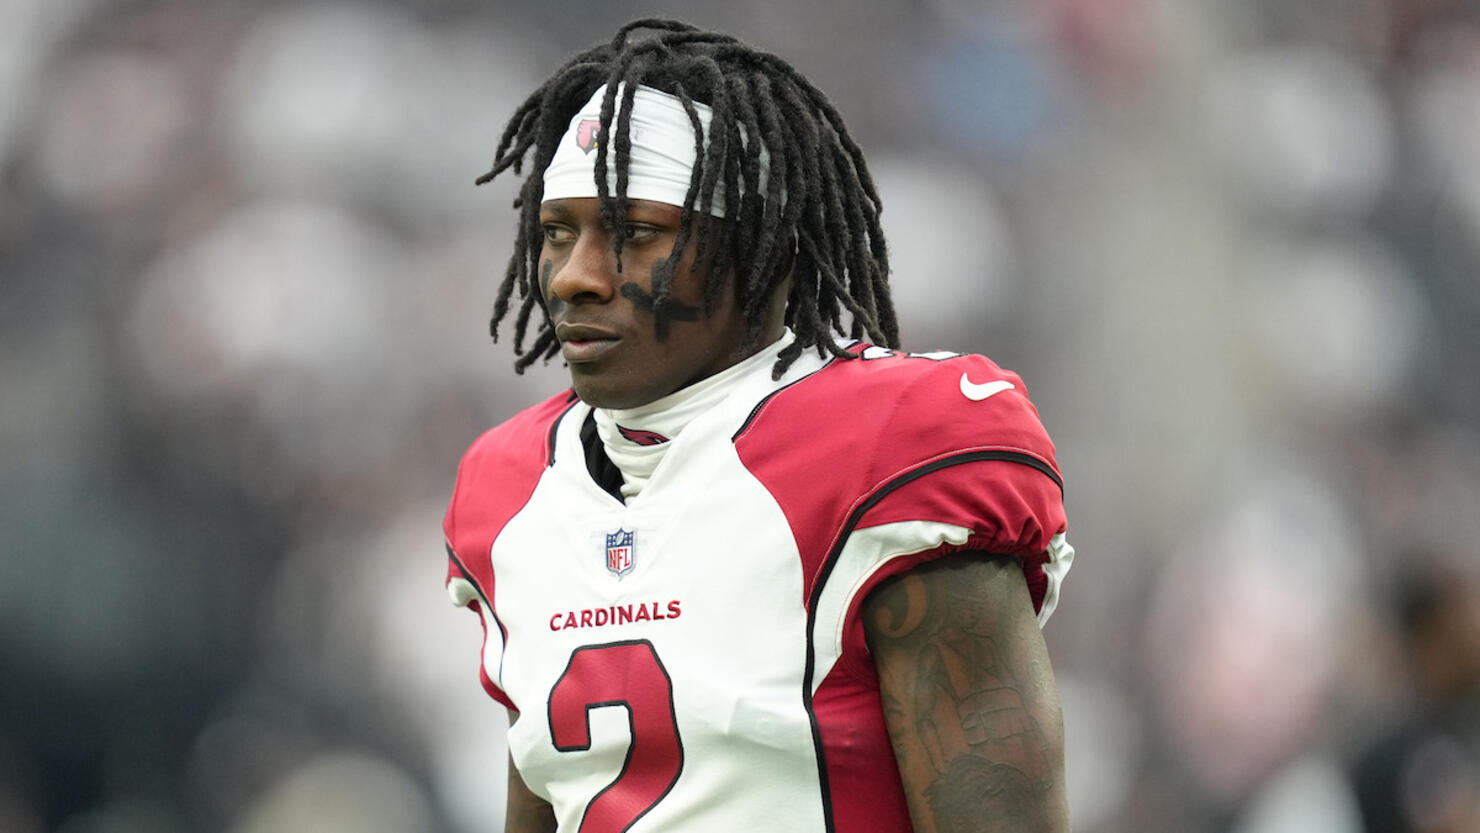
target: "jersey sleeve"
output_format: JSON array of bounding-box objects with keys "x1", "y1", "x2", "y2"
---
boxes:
[
  {"x1": 833, "y1": 351, "x2": 1074, "y2": 686},
  {"x1": 845, "y1": 351, "x2": 1072, "y2": 622},
  {"x1": 858, "y1": 352, "x2": 1065, "y2": 606},
  {"x1": 735, "y1": 347, "x2": 1074, "y2": 687},
  {"x1": 442, "y1": 392, "x2": 576, "y2": 711}
]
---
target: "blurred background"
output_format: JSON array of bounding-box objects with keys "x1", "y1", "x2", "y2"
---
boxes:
[{"x1": 3, "y1": 0, "x2": 1479, "y2": 831}]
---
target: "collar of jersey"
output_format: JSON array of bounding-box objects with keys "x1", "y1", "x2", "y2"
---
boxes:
[{"x1": 594, "y1": 328, "x2": 796, "y2": 500}]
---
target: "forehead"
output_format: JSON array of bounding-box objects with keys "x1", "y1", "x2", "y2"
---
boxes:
[
  {"x1": 539, "y1": 197, "x2": 685, "y2": 222},
  {"x1": 541, "y1": 83, "x2": 714, "y2": 209}
]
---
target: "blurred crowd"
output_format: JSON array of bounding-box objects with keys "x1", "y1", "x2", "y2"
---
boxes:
[{"x1": 2, "y1": 0, "x2": 1478, "y2": 831}]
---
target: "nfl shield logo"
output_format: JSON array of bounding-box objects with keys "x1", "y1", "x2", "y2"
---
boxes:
[{"x1": 605, "y1": 529, "x2": 635, "y2": 578}]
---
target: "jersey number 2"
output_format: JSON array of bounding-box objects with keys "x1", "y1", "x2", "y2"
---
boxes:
[{"x1": 547, "y1": 639, "x2": 684, "y2": 833}]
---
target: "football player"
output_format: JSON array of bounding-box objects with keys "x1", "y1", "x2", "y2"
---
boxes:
[{"x1": 443, "y1": 19, "x2": 1075, "y2": 833}]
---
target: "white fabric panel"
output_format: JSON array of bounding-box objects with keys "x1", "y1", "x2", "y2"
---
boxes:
[
  {"x1": 446, "y1": 576, "x2": 477, "y2": 608},
  {"x1": 811, "y1": 523, "x2": 1076, "y2": 692},
  {"x1": 493, "y1": 395, "x2": 829, "y2": 832},
  {"x1": 447, "y1": 574, "x2": 509, "y2": 692},
  {"x1": 1037, "y1": 532, "x2": 1075, "y2": 626},
  {"x1": 810, "y1": 520, "x2": 975, "y2": 693}
]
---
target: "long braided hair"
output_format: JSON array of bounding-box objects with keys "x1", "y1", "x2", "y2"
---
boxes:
[{"x1": 477, "y1": 18, "x2": 898, "y2": 377}]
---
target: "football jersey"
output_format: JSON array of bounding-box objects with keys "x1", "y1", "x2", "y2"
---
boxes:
[{"x1": 443, "y1": 344, "x2": 1073, "y2": 833}]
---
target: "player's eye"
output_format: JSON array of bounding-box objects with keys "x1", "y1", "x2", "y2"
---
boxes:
[
  {"x1": 542, "y1": 224, "x2": 575, "y2": 244},
  {"x1": 624, "y1": 224, "x2": 660, "y2": 243}
]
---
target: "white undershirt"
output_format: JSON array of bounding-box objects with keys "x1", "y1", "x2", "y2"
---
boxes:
[{"x1": 595, "y1": 329, "x2": 796, "y2": 500}]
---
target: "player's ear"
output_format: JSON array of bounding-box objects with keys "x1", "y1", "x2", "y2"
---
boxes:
[
  {"x1": 768, "y1": 232, "x2": 798, "y2": 310},
  {"x1": 760, "y1": 274, "x2": 791, "y2": 338},
  {"x1": 745, "y1": 230, "x2": 795, "y2": 304},
  {"x1": 772, "y1": 232, "x2": 798, "y2": 285}
]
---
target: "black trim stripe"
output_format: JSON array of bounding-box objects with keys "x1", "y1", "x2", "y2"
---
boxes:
[
  {"x1": 447, "y1": 544, "x2": 509, "y2": 684},
  {"x1": 446, "y1": 545, "x2": 487, "y2": 607},
  {"x1": 581, "y1": 410, "x2": 628, "y2": 503},
  {"x1": 799, "y1": 449, "x2": 1061, "y2": 833},
  {"x1": 731, "y1": 354, "x2": 842, "y2": 442},
  {"x1": 988, "y1": 448, "x2": 1061, "y2": 491},
  {"x1": 546, "y1": 395, "x2": 583, "y2": 467}
]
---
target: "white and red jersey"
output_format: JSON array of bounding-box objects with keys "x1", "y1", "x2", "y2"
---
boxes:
[{"x1": 443, "y1": 344, "x2": 1073, "y2": 833}]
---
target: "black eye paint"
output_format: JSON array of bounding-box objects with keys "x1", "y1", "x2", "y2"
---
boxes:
[
  {"x1": 620, "y1": 280, "x2": 701, "y2": 342},
  {"x1": 539, "y1": 259, "x2": 553, "y2": 299}
]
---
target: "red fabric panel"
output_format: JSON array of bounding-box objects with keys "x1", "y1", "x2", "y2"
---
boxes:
[
  {"x1": 444, "y1": 390, "x2": 577, "y2": 709},
  {"x1": 736, "y1": 347, "x2": 1065, "y2": 833}
]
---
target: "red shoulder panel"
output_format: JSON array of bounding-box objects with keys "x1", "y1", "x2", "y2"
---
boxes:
[
  {"x1": 735, "y1": 346, "x2": 1068, "y2": 833},
  {"x1": 444, "y1": 389, "x2": 578, "y2": 707},
  {"x1": 444, "y1": 389, "x2": 577, "y2": 575},
  {"x1": 734, "y1": 346, "x2": 1063, "y2": 604}
]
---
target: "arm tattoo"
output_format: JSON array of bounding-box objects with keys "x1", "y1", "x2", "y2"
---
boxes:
[{"x1": 865, "y1": 555, "x2": 1067, "y2": 833}]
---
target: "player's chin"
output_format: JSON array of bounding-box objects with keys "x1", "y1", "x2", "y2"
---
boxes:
[{"x1": 569, "y1": 370, "x2": 649, "y2": 410}]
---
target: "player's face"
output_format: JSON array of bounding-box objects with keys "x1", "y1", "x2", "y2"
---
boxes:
[{"x1": 538, "y1": 197, "x2": 753, "y2": 409}]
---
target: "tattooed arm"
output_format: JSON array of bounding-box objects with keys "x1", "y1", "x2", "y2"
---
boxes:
[
  {"x1": 863, "y1": 554, "x2": 1068, "y2": 833},
  {"x1": 505, "y1": 711, "x2": 558, "y2": 833}
]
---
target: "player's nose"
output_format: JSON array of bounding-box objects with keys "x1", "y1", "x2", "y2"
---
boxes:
[{"x1": 547, "y1": 232, "x2": 618, "y2": 306}]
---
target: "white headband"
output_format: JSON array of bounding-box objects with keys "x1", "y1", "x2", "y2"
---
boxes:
[{"x1": 541, "y1": 83, "x2": 769, "y2": 217}]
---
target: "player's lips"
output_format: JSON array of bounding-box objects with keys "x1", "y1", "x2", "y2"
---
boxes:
[{"x1": 556, "y1": 323, "x2": 621, "y2": 363}]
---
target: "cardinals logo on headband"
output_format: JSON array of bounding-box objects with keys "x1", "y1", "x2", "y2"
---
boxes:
[{"x1": 575, "y1": 118, "x2": 602, "y2": 154}]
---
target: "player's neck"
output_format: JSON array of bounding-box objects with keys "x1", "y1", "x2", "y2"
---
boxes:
[{"x1": 594, "y1": 328, "x2": 794, "y2": 499}]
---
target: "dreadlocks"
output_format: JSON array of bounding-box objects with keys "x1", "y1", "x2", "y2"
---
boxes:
[{"x1": 476, "y1": 18, "x2": 898, "y2": 378}]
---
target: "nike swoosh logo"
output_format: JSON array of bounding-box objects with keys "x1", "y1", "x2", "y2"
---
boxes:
[{"x1": 960, "y1": 373, "x2": 1015, "y2": 402}]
